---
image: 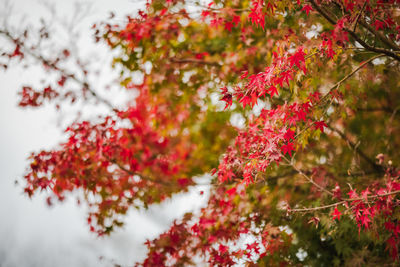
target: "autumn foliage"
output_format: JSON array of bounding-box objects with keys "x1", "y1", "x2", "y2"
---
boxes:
[{"x1": 3, "y1": 0, "x2": 400, "y2": 265}]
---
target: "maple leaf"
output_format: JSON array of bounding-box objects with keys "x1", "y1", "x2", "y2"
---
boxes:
[
  {"x1": 240, "y1": 70, "x2": 248, "y2": 79},
  {"x1": 201, "y1": 10, "x2": 211, "y2": 20},
  {"x1": 221, "y1": 94, "x2": 233, "y2": 109},
  {"x1": 239, "y1": 95, "x2": 252, "y2": 108},
  {"x1": 332, "y1": 183, "x2": 342, "y2": 199},
  {"x1": 360, "y1": 215, "x2": 371, "y2": 229},
  {"x1": 210, "y1": 17, "x2": 224, "y2": 28},
  {"x1": 226, "y1": 187, "x2": 237, "y2": 196},
  {"x1": 279, "y1": 70, "x2": 292, "y2": 86},
  {"x1": 268, "y1": 85, "x2": 278, "y2": 97},
  {"x1": 221, "y1": 169, "x2": 235, "y2": 182},
  {"x1": 332, "y1": 206, "x2": 342, "y2": 221},
  {"x1": 314, "y1": 120, "x2": 327, "y2": 133},
  {"x1": 220, "y1": 86, "x2": 233, "y2": 109},
  {"x1": 296, "y1": 108, "x2": 307, "y2": 122},
  {"x1": 281, "y1": 142, "x2": 295, "y2": 156},
  {"x1": 224, "y1": 21, "x2": 234, "y2": 32},
  {"x1": 248, "y1": 2, "x2": 265, "y2": 30},
  {"x1": 218, "y1": 244, "x2": 229, "y2": 254},
  {"x1": 361, "y1": 188, "x2": 370, "y2": 201},
  {"x1": 308, "y1": 91, "x2": 321, "y2": 103},
  {"x1": 288, "y1": 48, "x2": 306, "y2": 72},
  {"x1": 301, "y1": 4, "x2": 313, "y2": 16},
  {"x1": 373, "y1": 20, "x2": 385, "y2": 31},
  {"x1": 348, "y1": 189, "x2": 359, "y2": 199},
  {"x1": 284, "y1": 129, "x2": 295, "y2": 141},
  {"x1": 232, "y1": 15, "x2": 241, "y2": 26}
]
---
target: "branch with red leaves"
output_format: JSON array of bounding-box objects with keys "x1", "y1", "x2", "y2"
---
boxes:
[
  {"x1": 290, "y1": 190, "x2": 400, "y2": 212},
  {"x1": 0, "y1": 28, "x2": 115, "y2": 110},
  {"x1": 309, "y1": 0, "x2": 400, "y2": 62}
]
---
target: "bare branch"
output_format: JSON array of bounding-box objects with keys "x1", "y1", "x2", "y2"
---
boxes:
[
  {"x1": 352, "y1": 1, "x2": 367, "y2": 32},
  {"x1": 326, "y1": 123, "x2": 384, "y2": 173},
  {"x1": 284, "y1": 157, "x2": 334, "y2": 196},
  {"x1": 169, "y1": 57, "x2": 220, "y2": 66}
]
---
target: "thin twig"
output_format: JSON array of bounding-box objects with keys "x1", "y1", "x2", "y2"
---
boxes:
[
  {"x1": 326, "y1": 123, "x2": 384, "y2": 173},
  {"x1": 107, "y1": 156, "x2": 214, "y2": 187},
  {"x1": 169, "y1": 57, "x2": 220, "y2": 66},
  {"x1": 0, "y1": 28, "x2": 116, "y2": 110},
  {"x1": 309, "y1": 0, "x2": 400, "y2": 62},
  {"x1": 334, "y1": 0, "x2": 400, "y2": 51},
  {"x1": 107, "y1": 157, "x2": 169, "y2": 185},
  {"x1": 352, "y1": 1, "x2": 367, "y2": 32},
  {"x1": 284, "y1": 157, "x2": 333, "y2": 196},
  {"x1": 290, "y1": 189, "x2": 400, "y2": 212},
  {"x1": 319, "y1": 53, "x2": 385, "y2": 103}
]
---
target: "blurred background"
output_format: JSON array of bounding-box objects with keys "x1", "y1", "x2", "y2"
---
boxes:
[{"x1": 0, "y1": 0, "x2": 210, "y2": 266}]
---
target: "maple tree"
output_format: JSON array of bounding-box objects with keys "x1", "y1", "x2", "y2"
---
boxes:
[{"x1": 2, "y1": 0, "x2": 400, "y2": 265}]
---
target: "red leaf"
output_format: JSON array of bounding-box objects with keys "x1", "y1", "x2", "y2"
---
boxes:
[
  {"x1": 348, "y1": 189, "x2": 358, "y2": 199},
  {"x1": 284, "y1": 129, "x2": 295, "y2": 141},
  {"x1": 232, "y1": 15, "x2": 241, "y2": 26},
  {"x1": 240, "y1": 70, "x2": 249, "y2": 79},
  {"x1": 332, "y1": 183, "x2": 342, "y2": 200},
  {"x1": 226, "y1": 187, "x2": 237, "y2": 196},
  {"x1": 281, "y1": 142, "x2": 295, "y2": 156},
  {"x1": 301, "y1": 4, "x2": 313, "y2": 16},
  {"x1": 268, "y1": 85, "x2": 279, "y2": 97},
  {"x1": 360, "y1": 214, "x2": 371, "y2": 229},
  {"x1": 332, "y1": 206, "x2": 342, "y2": 221},
  {"x1": 361, "y1": 188, "x2": 370, "y2": 201},
  {"x1": 224, "y1": 21, "x2": 234, "y2": 32},
  {"x1": 314, "y1": 120, "x2": 327, "y2": 133}
]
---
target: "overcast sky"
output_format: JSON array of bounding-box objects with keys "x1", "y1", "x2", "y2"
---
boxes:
[{"x1": 0, "y1": 0, "x2": 209, "y2": 266}]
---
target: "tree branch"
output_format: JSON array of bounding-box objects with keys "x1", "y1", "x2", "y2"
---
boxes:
[
  {"x1": 290, "y1": 189, "x2": 400, "y2": 212},
  {"x1": 326, "y1": 123, "x2": 384, "y2": 173},
  {"x1": 107, "y1": 156, "x2": 213, "y2": 187},
  {"x1": 358, "y1": 19, "x2": 400, "y2": 51},
  {"x1": 108, "y1": 158, "x2": 170, "y2": 186},
  {"x1": 351, "y1": 1, "x2": 367, "y2": 32},
  {"x1": 319, "y1": 53, "x2": 385, "y2": 103},
  {"x1": 169, "y1": 57, "x2": 220, "y2": 66},
  {"x1": 284, "y1": 157, "x2": 334, "y2": 196},
  {"x1": 333, "y1": 0, "x2": 400, "y2": 51},
  {"x1": 309, "y1": 0, "x2": 400, "y2": 62},
  {"x1": 0, "y1": 28, "x2": 116, "y2": 110}
]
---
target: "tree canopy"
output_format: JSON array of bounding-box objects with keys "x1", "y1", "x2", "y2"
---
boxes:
[{"x1": 2, "y1": 0, "x2": 400, "y2": 265}]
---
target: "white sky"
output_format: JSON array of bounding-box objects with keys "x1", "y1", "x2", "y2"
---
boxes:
[{"x1": 0, "y1": 0, "x2": 210, "y2": 266}]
